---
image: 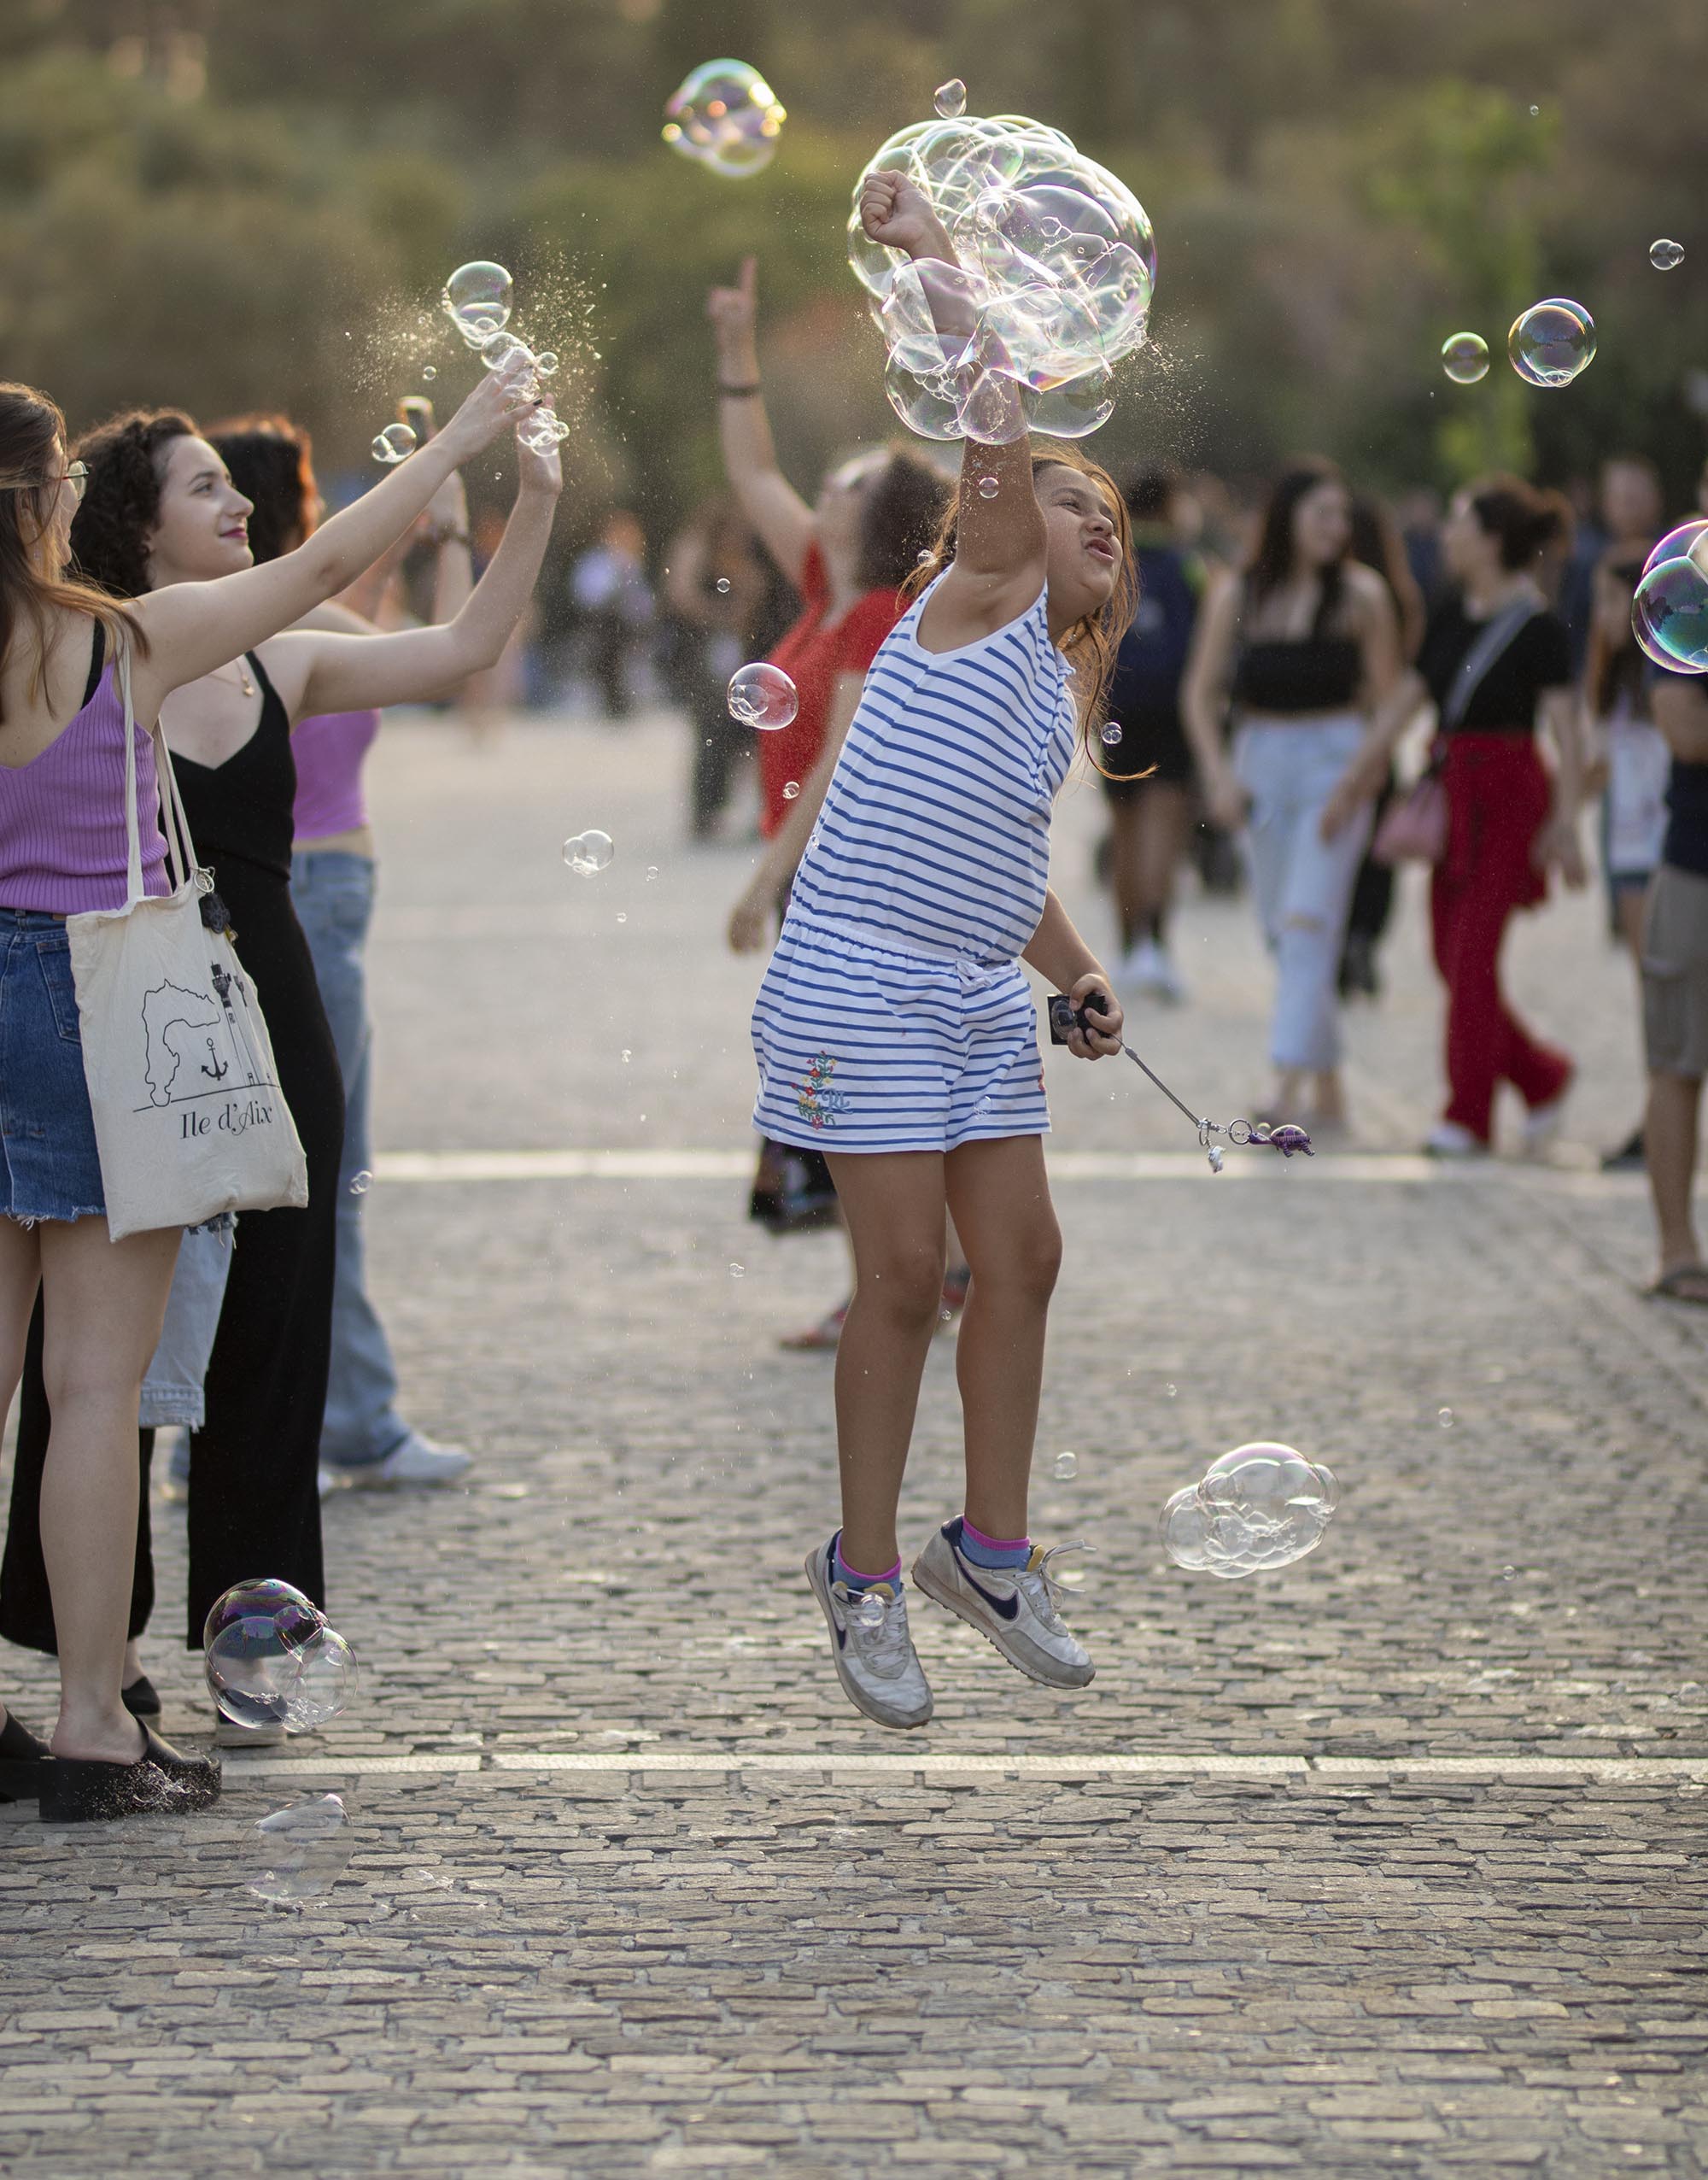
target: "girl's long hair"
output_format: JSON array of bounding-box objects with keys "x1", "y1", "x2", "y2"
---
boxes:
[
  {"x1": 901, "y1": 438, "x2": 1138, "y2": 771},
  {"x1": 0, "y1": 382, "x2": 143, "y2": 724}
]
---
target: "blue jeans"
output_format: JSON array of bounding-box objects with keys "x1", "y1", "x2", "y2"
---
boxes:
[{"x1": 290, "y1": 850, "x2": 407, "y2": 1468}]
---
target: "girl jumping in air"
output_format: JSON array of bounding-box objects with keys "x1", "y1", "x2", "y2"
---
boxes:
[{"x1": 750, "y1": 171, "x2": 1134, "y2": 1728}]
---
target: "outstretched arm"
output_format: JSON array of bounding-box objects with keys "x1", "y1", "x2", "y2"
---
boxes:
[
  {"x1": 707, "y1": 256, "x2": 816, "y2": 588},
  {"x1": 268, "y1": 422, "x2": 561, "y2": 718},
  {"x1": 130, "y1": 360, "x2": 530, "y2": 714}
]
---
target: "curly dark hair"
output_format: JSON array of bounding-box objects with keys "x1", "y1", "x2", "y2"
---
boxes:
[
  {"x1": 69, "y1": 408, "x2": 198, "y2": 599},
  {"x1": 856, "y1": 449, "x2": 952, "y2": 592},
  {"x1": 207, "y1": 414, "x2": 317, "y2": 566}
]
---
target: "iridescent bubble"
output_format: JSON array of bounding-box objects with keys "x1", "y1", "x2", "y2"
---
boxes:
[
  {"x1": 371, "y1": 423, "x2": 417, "y2": 466},
  {"x1": 782, "y1": 780, "x2": 801, "y2": 800},
  {"x1": 1438, "y1": 1406, "x2": 1454, "y2": 1428},
  {"x1": 246, "y1": 1794, "x2": 354, "y2": 1904},
  {"x1": 727, "y1": 661, "x2": 798, "y2": 730},
  {"x1": 933, "y1": 79, "x2": 968, "y2": 120},
  {"x1": 1651, "y1": 238, "x2": 1685, "y2": 272},
  {"x1": 442, "y1": 261, "x2": 513, "y2": 343},
  {"x1": 481, "y1": 328, "x2": 533, "y2": 376},
  {"x1": 1633, "y1": 555, "x2": 1708, "y2": 673},
  {"x1": 883, "y1": 354, "x2": 965, "y2": 442},
  {"x1": 1442, "y1": 331, "x2": 1489, "y2": 384},
  {"x1": 1641, "y1": 521, "x2": 1708, "y2": 582},
  {"x1": 715, "y1": 577, "x2": 732, "y2": 595},
  {"x1": 205, "y1": 1608, "x2": 320, "y2": 1729},
  {"x1": 349, "y1": 1170, "x2": 372, "y2": 1196},
  {"x1": 202, "y1": 1576, "x2": 319, "y2": 1657},
  {"x1": 977, "y1": 474, "x2": 999, "y2": 499},
  {"x1": 663, "y1": 60, "x2": 787, "y2": 179},
  {"x1": 534, "y1": 350, "x2": 559, "y2": 375},
  {"x1": 422, "y1": 366, "x2": 437, "y2": 382},
  {"x1": 563, "y1": 829, "x2": 616, "y2": 875},
  {"x1": 1507, "y1": 299, "x2": 1595, "y2": 388},
  {"x1": 280, "y1": 1626, "x2": 358, "y2": 1731},
  {"x1": 1161, "y1": 1440, "x2": 1337, "y2": 1577},
  {"x1": 1053, "y1": 1450, "x2": 1078, "y2": 1480},
  {"x1": 1099, "y1": 721, "x2": 1122, "y2": 747}
]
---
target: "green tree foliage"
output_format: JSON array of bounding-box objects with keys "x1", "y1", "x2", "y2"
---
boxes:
[{"x1": 3, "y1": 0, "x2": 1706, "y2": 554}]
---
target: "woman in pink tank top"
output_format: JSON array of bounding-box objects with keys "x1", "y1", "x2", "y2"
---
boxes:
[
  {"x1": 210, "y1": 415, "x2": 476, "y2": 1486},
  {"x1": 0, "y1": 367, "x2": 536, "y2": 1822}
]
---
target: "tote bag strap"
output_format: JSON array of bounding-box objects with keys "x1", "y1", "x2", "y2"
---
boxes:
[
  {"x1": 115, "y1": 640, "x2": 204, "y2": 903},
  {"x1": 1439, "y1": 596, "x2": 1544, "y2": 733}
]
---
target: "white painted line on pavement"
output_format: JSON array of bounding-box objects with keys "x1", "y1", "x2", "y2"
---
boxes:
[
  {"x1": 215, "y1": 1748, "x2": 1707, "y2": 1784},
  {"x1": 375, "y1": 1148, "x2": 1644, "y2": 1191}
]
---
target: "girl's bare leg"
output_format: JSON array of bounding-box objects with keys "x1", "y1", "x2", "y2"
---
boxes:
[
  {"x1": 0, "y1": 1217, "x2": 42, "y2": 1740},
  {"x1": 944, "y1": 1135, "x2": 1062, "y2": 1541},
  {"x1": 37, "y1": 1219, "x2": 179, "y2": 1763},
  {"x1": 823, "y1": 1152, "x2": 948, "y2": 1573}
]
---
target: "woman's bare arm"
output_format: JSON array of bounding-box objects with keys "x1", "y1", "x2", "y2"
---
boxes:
[{"x1": 707, "y1": 257, "x2": 816, "y2": 587}]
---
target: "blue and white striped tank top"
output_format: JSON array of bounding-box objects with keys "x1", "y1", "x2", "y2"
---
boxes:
[{"x1": 787, "y1": 578, "x2": 1077, "y2": 965}]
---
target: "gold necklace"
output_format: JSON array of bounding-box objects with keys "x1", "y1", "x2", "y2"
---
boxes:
[{"x1": 214, "y1": 659, "x2": 256, "y2": 698}]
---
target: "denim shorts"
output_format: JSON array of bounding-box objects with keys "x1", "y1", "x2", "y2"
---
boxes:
[{"x1": 0, "y1": 907, "x2": 105, "y2": 1223}]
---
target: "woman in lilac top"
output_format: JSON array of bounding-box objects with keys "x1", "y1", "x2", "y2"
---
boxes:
[
  {"x1": 0, "y1": 366, "x2": 532, "y2": 1820},
  {"x1": 211, "y1": 417, "x2": 475, "y2": 1489}
]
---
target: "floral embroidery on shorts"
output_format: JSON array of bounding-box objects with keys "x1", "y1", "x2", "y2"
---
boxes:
[{"x1": 795, "y1": 1051, "x2": 851, "y2": 1130}]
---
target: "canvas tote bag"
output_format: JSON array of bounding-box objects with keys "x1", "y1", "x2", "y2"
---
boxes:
[
  {"x1": 1372, "y1": 595, "x2": 1544, "y2": 867},
  {"x1": 66, "y1": 643, "x2": 308, "y2": 1241}
]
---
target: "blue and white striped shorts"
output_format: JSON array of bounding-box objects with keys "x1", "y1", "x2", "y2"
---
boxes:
[{"x1": 751, "y1": 913, "x2": 1050, "y2": 1156}]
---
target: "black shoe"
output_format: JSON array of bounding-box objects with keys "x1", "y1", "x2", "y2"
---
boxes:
[
  {"x1": 38, "y1": 1726, "x2": 221, "y2": 1823},
  {"x1": 121, "y1": 1674, "x2": 161, "y2": 1718},
  {"x1": 1601, "y1": 1128, "x2": 1646, "y2": 1173},
  {"x1": 0, "y1": 1713, "x2": 50, "y2": 1802}
]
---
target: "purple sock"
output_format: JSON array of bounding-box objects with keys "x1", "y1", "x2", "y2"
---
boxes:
[
  {"x1": 833, "y1": 1533, "x2": 901, "y2": 1596},
  {"x1": 957, "y1": 1516, "x2": 1031, "y2": 1571}
]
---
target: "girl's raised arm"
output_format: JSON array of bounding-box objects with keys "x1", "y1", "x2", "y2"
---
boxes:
[
  {"x1": 707, "y1": 257, "x2": 816, "y2": 587},
  {"x1": 859, "y1": 173, "x2": 1045, "y2": 644},
  {"x1": 129, "y1": 360, "x2": 530, "y2": 712},
  {"x1": 269, "y1": 418, "x2": 561, "y2": 718}
]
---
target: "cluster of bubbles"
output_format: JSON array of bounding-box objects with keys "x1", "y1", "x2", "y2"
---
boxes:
[
  {"x1": 662, "y1": 60, "x2": 786, "y2": 179},
  {"x1": 1652, "y1": 238, "x2": 1685, "y2": 272},
  {"x1": 437, "y1": 261, "x2": 570, "y2": 454},
  {"x1": 1160, "y1": 1441, "x2": 1338, "y2": 1578},
  {"x1": 850, "y1": 97, "x2": 1155, "y2": 445},
  {"x1": 1507, "y1": 299, "x2": 1595, "y2": 388},
  {"x1": 245, "y1": 1792, "x2": 354, "y2": 1904},
  {"x1": 1632, "y1": 521, "x2": 1708, "y2": 677},
  {"x1": 1440, "y1": 331, "x2": 1489, "y2": 385},
  {"x1": 727, "y1": 660, "x2": 799, "y2": 730},
  {"x1": 564, "y1": 828, "x2": 616, "y2": 875},
  {"x1": 203, "y1": 1577, "x2": 357, "y2": 1732}
]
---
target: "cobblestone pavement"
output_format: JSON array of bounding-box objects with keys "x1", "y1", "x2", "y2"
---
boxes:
[{"x1": 3, "y1": 716, "x2": 1705, "y2": 2179}]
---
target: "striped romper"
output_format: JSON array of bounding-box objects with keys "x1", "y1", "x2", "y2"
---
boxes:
[{"x1": 752, "y1": 577, "x2": 1076, "y2": 1155}]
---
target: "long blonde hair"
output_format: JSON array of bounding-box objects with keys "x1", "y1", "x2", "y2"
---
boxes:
[
  {"x1": 901, "y1": 438, "x2": 1138, "y2": 771},
  {"x1": 0, "y1": 382, "x2": 142, "y2": 724}
]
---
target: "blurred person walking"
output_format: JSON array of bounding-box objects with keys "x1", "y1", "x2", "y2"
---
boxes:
[
  {"x1": 660, "y1": 497, "x2": 770, "y2": 840},
  {"x1": 1560, "y1": 456, "x2": 1664, "y2": 675},
  {"x1": 708, "y1": 254, "x2": 954, "y2": 1351},
  {"x1": 569, "y1": 510, "x2": 652, "y2": 719},
  {"x1": 1099, "y1": 466, "x2": 1206, "y2": 1004},
  {"x1": 0, "y1": 367, "x2": 522, "y2": 1819},
  {"x1": 1641, "y1": 662, "x2": 1708, "y2": 1306},
  {"x1": 0, "y1": 381, "x2": 559, "y2": 1749},
  {"x1": 1183, "y1": 459, "x2": 1403, "y2": 1131}
]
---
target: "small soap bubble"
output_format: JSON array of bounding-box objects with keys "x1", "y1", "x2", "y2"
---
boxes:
[
  {"x1": 1501, "y1": 1565, "x2": 1518, "y2": 1580},
  {"x1": 976, "y1": 474, "x2": 999, "y2": 499},
  {"x1": 245, "y1": 1793, "x2": 354, "y2": 1904},
  {"x1": 782, "y1": 780, "x2": 801, "y2": 800},
  {"x1": 616, "y1": 911, "x2": 628, "y2": 924},
  {"x1": 481, "y1": 328, "x2": 532, "y2": 375},
  {"x1": 620, "y1": 1049, "x2": 632, "y2": 1064},
  {"x1": 1053, "y1": 1450, "x2": 1078, "y2": 1480},
  {"x1": 348, "y1": 1170, "x2": 372, "y2": 1197},
  {"x1": 933, "y1": 78, "x2": 967, "y2": 120},
  {"x1": 1438, "y1": 1407, "x2": 1454, "y2": 1428},
  {"x1": 646, "y1": 865, "x2": 659, "y2": 881},
  {"x1": 1100, "y1": 721, "x2": 1122, "y2": 747},
  {"x1": 442, "y1": 260, "x2": 513, "y2": 342},
  {"x1": 1166, "y1": 1383, "x2": 1177, "y2": 1398},
  {"x1": 421, "y1": 365, "x2": 436, "y2": 382},
  {"x1": 728, "y1": 1261, "x2": 745, "y2": 1278},
  {"x1": 916, "y1": 548, "x2": 933, "y2": 566},
  {"x1": 727, "y1": 661, "x2": 798, "y2": 730},
  {"x1": 1441, "y1": 331, "x2": 1489, "y2": 384},
  {"x1": 664, "y1": 59, "x2": 787, "y2": 179},
  {"x1": 1651, "y1": 238, "x2": 1685, "y2": 272},
  {"x1": 1507, "y1": 298, "x2": 1595, "y2": 388},
  {"x1": 371, "y1": 422, "x2": 416, "y2": 465},
  {"x1": 563, "y1": 829, "x2": 616, "y2": 876},
  {"x1": 715, "y1": 577, "x2": 732, "y2": 595},
  {"x1": 1529, "y1": 103, "x2": 1539, "y2": 115},
  {"x1": 534, "y1": 350, "x2": 560, "y2": 375},
  {"x1": 852, "y1": 1592, "x2": 885, "y2": 1629}
]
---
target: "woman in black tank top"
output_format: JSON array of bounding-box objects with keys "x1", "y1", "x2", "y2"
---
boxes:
[{"x1": 1182, "y1": 460, "x2": 1404, "y2": 1129}]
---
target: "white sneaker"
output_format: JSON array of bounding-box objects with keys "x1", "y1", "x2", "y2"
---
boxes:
[
  {"x1": 804, "y1": 1537, "x2": 933, "y2": 1731},
  {"x1": 1119, "y1": 938, "x2": 1188, "y2": 1004},
  {"x1": 911, "y1": 1520, "x2": 1095, "y2": 1689},
  {"x1": 1423, "y1": 1122, "x2": 1489, "y2": 1159},
  {"x1": 329, "y1": 1433, "x2": 473, "y2": 1490}
]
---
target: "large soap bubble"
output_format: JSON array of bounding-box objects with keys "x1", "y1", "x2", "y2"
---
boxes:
[
  {"x1": 850, "y1": 111, "x2": 1154, "y2": 444},
  {"x1": 202, "y1": 1575, "x2": 359, "y2": 1732},
  {"x1": 442, "y1": 261, "x2": 513, "y2": 346},
  {"x1": 663, "y1": 60, "x2": 786, "y2": 179},
  {"x1": 1633, "y1": 554, "x2": 1708, "y2": 675},
  {"x1": 246, "y1": 1794, "x2": 355, "y2": 1903},
  {"x1": 1507, "y1": 298, "x2": 1595, "y2": 389},
  {"x1": 1160, "y1": 1440, "x2": 1338, "y2": 1578},
  {"x1": 1642, "y1": 521, "x2": 1708, "y2": 583}
]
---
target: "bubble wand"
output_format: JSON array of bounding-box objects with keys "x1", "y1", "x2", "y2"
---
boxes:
[{"x1": 1048, "y1": 993, "x2": 1314, "y2": 1174}]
